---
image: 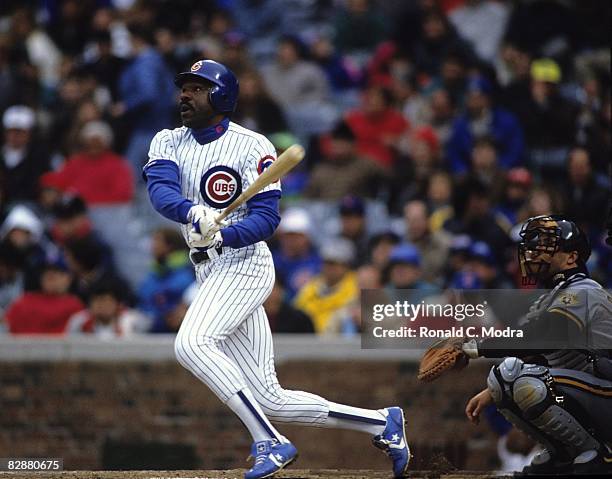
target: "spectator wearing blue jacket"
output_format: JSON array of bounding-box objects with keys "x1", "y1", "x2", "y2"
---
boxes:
[
  {"x1": 138, "y1": 227, "x2": 194, "y2": 333},
  {"x1": 447, "y1": 76, "x2": 524, "y2": 174},
  {"x1": 112, "y1": 24, "x2": 175, "y2": 179}
]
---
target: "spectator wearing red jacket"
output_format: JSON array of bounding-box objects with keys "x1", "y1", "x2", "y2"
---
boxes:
[
  {"x1": 40, "y1": 121, "x2": 133, "y2": 205},
  {"x1": 345, "y1": 85, "x2": 409, "y2": 168},
  {"x1": 5, "y1": 259, "x2": 84, "y2": 334}
]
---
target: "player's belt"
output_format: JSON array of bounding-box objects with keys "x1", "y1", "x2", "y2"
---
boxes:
[{"x1": 191, "y1": 247, "x2": 224, "y2": 264}]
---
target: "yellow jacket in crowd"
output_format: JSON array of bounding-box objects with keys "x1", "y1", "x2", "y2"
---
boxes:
[{"x1": 293, "y1": 272, "x2": 358, "y2": 333}]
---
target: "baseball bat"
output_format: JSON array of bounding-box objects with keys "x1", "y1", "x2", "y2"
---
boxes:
[{"x1": 215, "y1": 144, "x2": 305, "y2": 224}]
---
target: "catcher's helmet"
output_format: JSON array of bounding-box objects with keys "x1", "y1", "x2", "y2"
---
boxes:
[
  {"x1": 175, "y1": 60, "x2": 239, "y2": 114},
  {"x1": 518, "y1": 215, "x2": 590, "y2": 285}
]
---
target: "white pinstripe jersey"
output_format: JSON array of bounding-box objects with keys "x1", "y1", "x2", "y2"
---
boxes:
[{"x1": 146, "y1": 122, "x2": 281, "y2": 250}]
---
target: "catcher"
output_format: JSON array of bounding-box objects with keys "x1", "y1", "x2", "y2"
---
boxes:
[{"x1": 418, "y1": 215, "x2": 612, "y2": 475}]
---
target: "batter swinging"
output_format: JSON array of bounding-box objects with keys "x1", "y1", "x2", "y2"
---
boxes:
[{"x1": 143, "y1": 59, "x2": 410, "y2": 479}]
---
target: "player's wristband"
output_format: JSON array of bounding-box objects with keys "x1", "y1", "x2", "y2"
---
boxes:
[{"x1": 462, "y1": 339, "x2": 479, "y2": 359}]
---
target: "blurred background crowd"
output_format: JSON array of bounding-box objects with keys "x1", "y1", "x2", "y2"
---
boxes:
[{"x1": 0, "y1": 0, "x2": 610, "y2": 337}]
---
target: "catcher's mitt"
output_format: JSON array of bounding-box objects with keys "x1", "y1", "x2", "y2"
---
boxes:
[{"x1": 417, "y1": 337, "x2": 469, "y2": 382}]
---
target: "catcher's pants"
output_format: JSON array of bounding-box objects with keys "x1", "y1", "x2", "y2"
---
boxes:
[
  {"x1": 174, "y1": 243, "x2": 386, "y2": 434},
  {"x1": 550, "y1": 368, "x2": 612, "y2": 441}
]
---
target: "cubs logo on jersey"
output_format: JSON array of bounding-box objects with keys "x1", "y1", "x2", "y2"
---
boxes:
[{"x1": 200, "y1": 165, "x2": 242, "y2": 208}]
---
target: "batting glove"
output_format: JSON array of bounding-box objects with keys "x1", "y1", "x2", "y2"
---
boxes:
[
  {"x1": 187, "y1": 205, "x2": 220, "y2": 238},
  {"x1": 187, "y1": 229, "x2": 223, "y2": 249}
]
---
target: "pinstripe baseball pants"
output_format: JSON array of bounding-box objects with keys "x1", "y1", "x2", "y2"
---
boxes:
[{"x1": 174, "y1": 243, "x2": 331, "y2": 425}]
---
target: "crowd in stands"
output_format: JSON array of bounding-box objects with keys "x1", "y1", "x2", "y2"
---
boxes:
[{"x1": 0, "y1": 0, "x2": 609, "y2": 337}]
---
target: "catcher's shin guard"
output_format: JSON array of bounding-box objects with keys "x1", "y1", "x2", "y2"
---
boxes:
[
  {"x1": 487, "y1": 358, "x2": 600, "y2": 458},
  {"x1": 487, "y1": 359, "x2": 565, "y2": 457}
]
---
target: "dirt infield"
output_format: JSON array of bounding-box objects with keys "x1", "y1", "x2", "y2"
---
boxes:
[{"x1": 0, "y1": 470, "x2": 501, "y2": 479}]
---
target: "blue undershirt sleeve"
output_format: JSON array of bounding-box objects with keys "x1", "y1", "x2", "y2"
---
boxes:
[
  {"x1": 144, "y1": 160, "x2": 280, "y2": 247},
  {"x1": 221, "y1": 190, "x2": 281, "y2": 248},
  {"x1": 143, "y1": 160, "x2": 193, "y2": 224}
]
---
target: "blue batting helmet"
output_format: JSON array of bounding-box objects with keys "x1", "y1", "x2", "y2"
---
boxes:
[{"x1": 175, "y1": 60, "x2": 239, "y2": 114}]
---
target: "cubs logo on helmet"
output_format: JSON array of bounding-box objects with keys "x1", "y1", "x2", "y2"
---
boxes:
[
  {"x1": 200, "y1": 166, "x2": 242, "y2": 208},
  {"x1": 257, "y1": 155, "x2": 275, "y2": 175},
  {"x1": 175, "y1": 59, "x2": 239, "y2": 113}
]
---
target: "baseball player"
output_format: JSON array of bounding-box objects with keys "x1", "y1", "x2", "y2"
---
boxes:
[
  {"x1": 457, "y1": 215, "x2": 612, "y2": 474},
  {"x1": 143, "y1": 59, "x2": 410, "y2": 479}
]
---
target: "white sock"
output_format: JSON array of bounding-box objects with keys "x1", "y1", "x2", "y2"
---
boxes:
[
  {"x1": 226, "y1": 388, "x2": 285, "y2": 443},
  {"x1": 324, "y1": 402, "x2": 388, "y2": 436}
]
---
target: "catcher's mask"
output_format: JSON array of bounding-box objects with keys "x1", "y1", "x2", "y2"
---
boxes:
[{"x1": 518, "y1": 215, "x2": 590, "y2": 285}]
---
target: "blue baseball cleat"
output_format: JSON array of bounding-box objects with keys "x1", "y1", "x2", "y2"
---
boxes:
[
  {"x1": 244, "y1": 439, "x2": 298, "y2": 479},
  {"x1": 372, "y1": 407, "x2": 411, "y2": 478}
]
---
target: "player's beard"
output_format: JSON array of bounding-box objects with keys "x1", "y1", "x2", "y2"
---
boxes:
[
  {"x1": 180, "y1": 103, "x2": 196, "y2": 126},
  {"x1": 181, "y1": 108, "x2": 219, "y2": 129}
]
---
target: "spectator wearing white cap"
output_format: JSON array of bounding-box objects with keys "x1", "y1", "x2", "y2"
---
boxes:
[
  {"x1": 294, "y1": 237, "x2": 358, "y2": 333},
  {"x1": 2, "y1": 105, "x2": 35, "y2": 131},
  {"x1": 0, "y1": 204, "x2": 43, "y2": 245},
  {"x1": 1, "y1": 105, "x2": 51, "y2": 205},
  {"x1": 39, "y1": 120, "x2": 133, "y2": 206},
  {"x1": 0, "y1": 204, "x2": 58, "y2": 291},
  {"x1": 271, "y1": 207, "x2": 321, "y2": 299}
]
